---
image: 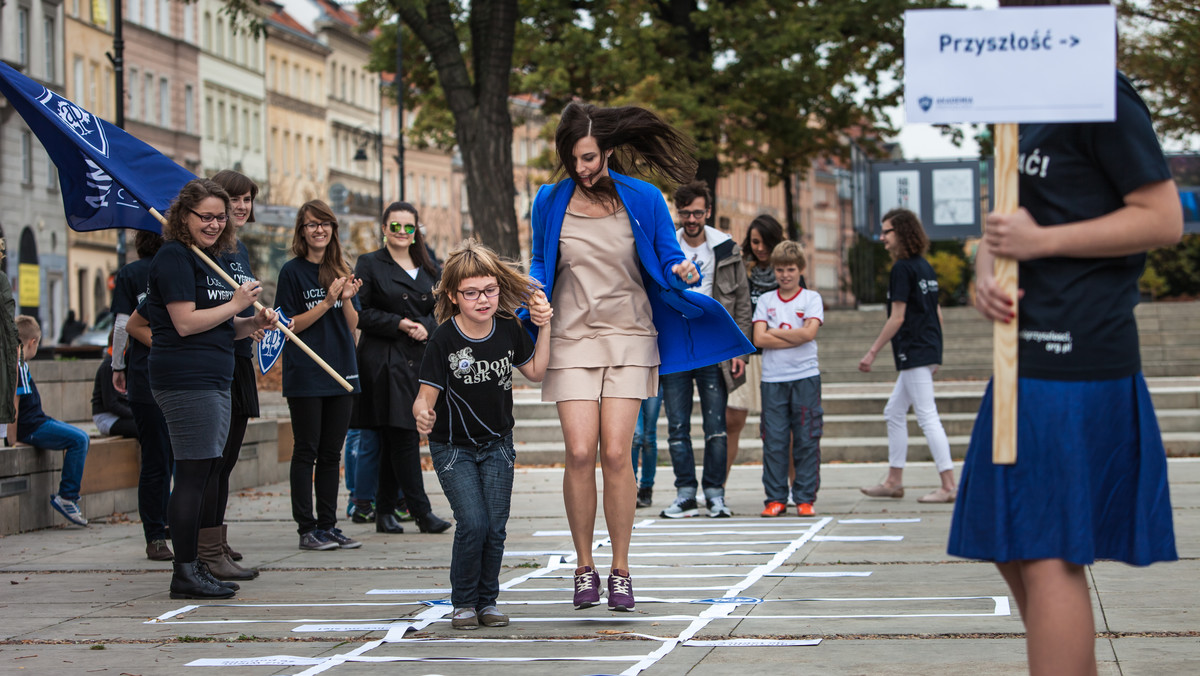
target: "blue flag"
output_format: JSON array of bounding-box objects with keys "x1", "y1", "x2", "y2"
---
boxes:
[{"x1": 0, "y1": 61, "x2": 195, "y2": 233}]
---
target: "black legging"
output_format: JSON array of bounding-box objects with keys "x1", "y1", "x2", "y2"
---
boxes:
[
  {"x1": 288, "y1": 395, "x2": 354, "y2": 534},
  {"x1": 170, "y1": 458, "x2": 222, "y2": 562},
  {"x1": 202, "y1": 413, "x2": 248, "y2": 528},
  {"x1": 377, "y1": 427, "x2": 433, "y2": 520}
]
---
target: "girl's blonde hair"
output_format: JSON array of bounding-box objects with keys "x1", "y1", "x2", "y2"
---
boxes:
[{"x1": 433, "y1": 239, "x2": 541, "y2": 323}]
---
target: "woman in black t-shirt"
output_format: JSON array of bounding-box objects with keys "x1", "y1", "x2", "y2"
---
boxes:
[
  {"x1": 857, "y1": 208, "x2": 955, "y2": 504},
  {"x1": 276, "y1": 200, "x2": 363, "y2": 551},
  {"x1": 147, "y1": 178, "x2": 276, "y2": 600}
]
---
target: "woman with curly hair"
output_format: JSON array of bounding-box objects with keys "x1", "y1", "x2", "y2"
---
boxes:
[{"x1": 857, "y1": 207, "x2": 955, "y2": 503}]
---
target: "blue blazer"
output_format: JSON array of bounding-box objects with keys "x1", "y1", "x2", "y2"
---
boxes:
[{"x1": 524, "y1": 171, "x2": 754, "y2": 375}]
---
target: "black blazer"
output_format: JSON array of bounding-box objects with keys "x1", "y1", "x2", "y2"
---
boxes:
[{"x1": 351, "y1": 247, "x2": 439, "y2": 429}]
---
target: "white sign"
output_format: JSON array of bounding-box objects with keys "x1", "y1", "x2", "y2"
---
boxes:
[{"x1": 904, "y1": 6, "x2": 1116, "y2": 124}]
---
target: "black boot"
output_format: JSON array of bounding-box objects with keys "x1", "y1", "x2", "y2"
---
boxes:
[
  {"x1": 376, "y1": 512, "x2": 404, "y2": 533},
  {"x1": 196, "y1": 560, "x2": 240, "y2": 591},
  {"x1": 415, "y1": 512, "x2": 452, "y2": 534},
  {"x1": 170, "y1": 561, "x2": 236, "y2": 599}
]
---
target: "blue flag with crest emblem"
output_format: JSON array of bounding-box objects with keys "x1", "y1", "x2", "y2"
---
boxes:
[{"x1": 0, "y1": 61, "x2": 195, "y2": 233}]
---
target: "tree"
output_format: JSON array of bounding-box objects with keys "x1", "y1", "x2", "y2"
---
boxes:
[{"x1": 1117, "y1": 0, "x2": 1200, "y2": 142}]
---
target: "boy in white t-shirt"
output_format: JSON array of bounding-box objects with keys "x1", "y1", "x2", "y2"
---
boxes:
[{"x1": 752, "y1": 241, "x2": 824, "y2": 517}]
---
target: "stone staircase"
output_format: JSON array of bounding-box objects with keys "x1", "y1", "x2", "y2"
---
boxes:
[{"x1": 509, "y1": 302, "x2": 1200, "y2": 465}]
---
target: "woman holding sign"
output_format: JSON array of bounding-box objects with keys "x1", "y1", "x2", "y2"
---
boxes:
[
  {"x1": 146, "y1": 178, "x2": 276, "y2": 599},
  {"x1": 275, "y1": 200, "x2": 363, "y2": 551},
  {"x1": 949, "y1": 63, "x2": 1182, "y2": 674}
]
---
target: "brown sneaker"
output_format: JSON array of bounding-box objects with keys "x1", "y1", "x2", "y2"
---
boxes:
[
  {"x1": 478, "y1": 605, "x2": 509, "y2": 627},
  {"x1": 146, "y1": 539, "x2": 174, "y2": 561},
  {"x1": 451, "y1": 607, "x2": 479, "y2": 630}
]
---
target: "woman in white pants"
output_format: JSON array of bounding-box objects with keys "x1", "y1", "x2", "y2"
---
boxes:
[{"x1": 857, "y1": 208, "x2": 955, "y2": 503}]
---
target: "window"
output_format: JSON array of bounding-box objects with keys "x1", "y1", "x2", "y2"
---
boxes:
[
  {"x1": 184, "y1": 5, "x2": 195, "y2": 43},
  {"x1": 229, "y1": 104, "x2": 238, "y2": 145},
  {"x1": 218, "y1": 101, "x2": 226, "y2": 140},
  {"x1": 44, "y1": 16, "x2": 56, "y2": 79},
  {"x1": 159, "y1": 78, "x2": 170, "y2": 128},
  {"x1": 73, "y1": 56, "x2": 85, "y2": 102},
  {"x1": 129, "y1": 0, "x2": 141, "y2": 24},
  {"x1": 205, "y1": 96, "x2": 214, "y2": 139},
  {"x1": 242, "y1": 109, "x2": 249, "y2": 149},
  {"x1": 816, "y1": 265, "x2": 836, "y2": 291},
  {"x1": 145, "y1": 0, "x2": 156, "y2": 32},
  {"x1": 18, "y1": 8, "x2": 30, "y2": 66},
  {"x1": 252, "y1": 112, "x2": 261, "y2": 151},
  {"x1": 282, "y1": 131, "x2": 290, "y2": 176},
  {"x1": 341, "y1": 65, "x2": 347, "y2": 99},
  {"x1": 268, "y1": 56, "x2": 276, "y2": 89},
  {"x1": 144, "y1": 73, "x2": 154, "y2": 123},
  {"x1": 203, "y1": 12, "x2": 212, "y2": 50},
  {"x1": 46, "y1": 146, "x2": 57, "y2": 189},
  {"x1": 128, "y1": 68, "x2": 139, "y2": 120},
  {"x1": 21, "y1": 131, "x2": 34, "y2": 184},
  {"x1": 184, "y1": 85, "x2": 195, "y2": 134},
  {"x1": 216, "y1": 19, "x2": 224, "y2": 57}
]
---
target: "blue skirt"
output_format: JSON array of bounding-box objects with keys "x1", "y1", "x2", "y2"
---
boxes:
[{"x1": 948, "y1": 374, "x2": 1177, "y2": 566}]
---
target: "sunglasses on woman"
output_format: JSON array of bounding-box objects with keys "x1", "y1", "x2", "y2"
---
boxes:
[{"x1": 388, "y1": 221, "x2": 417, "y2": 235}]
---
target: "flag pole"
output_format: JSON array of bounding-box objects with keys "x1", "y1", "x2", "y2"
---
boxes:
[
  {"x1": 991, "y1": 123, "x2": 1019, "y2": 464},
  {"x1": 148, "y1": 208, "x2": 354, "y2": 393}
]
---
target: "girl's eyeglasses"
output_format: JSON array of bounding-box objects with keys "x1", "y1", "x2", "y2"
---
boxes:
[
  {"x1": 388, "y1": 222, "x2": 417, "y2": 235},
  {"x1": 190, "y1": 209, "x2": 228, "y2": 223},
  {"x1": 304, "y1": 221, "x2": 335, "y2": 231},
  {"x1": 456, "y1": 286, "x2": 501, "y2": 301}
]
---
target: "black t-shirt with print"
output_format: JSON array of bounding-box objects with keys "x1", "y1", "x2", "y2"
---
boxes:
[
  {"x1": 146, "y1": 241, "x2": 236, "y2": 391},
  {"x1": 1016, "y1": 73, "x2": 1171, "y2": 380},
  {"x1": 221, "y1": 240, "x2": 257, "y2": 360},
  {"x1": 888, "y1": 256, "x2": 942, "y2": 371},
  {"x1": 275, "y1": 257, "x2": 362, "y2": 397},
  {"x1": 418, "y1": 315, "x2": 534, "y2": 445},
  {"x1": 112, "y1": 258, "x2": 155, "y2": 404}
]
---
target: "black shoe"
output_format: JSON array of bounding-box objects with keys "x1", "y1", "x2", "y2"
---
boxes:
[
  {"x1": 415, "y1": 512, "x2": 452, "y2": 534},
  {"x1": 169, "y1": 561, "x2": 236, "y2": 600},
  {"x1": 636, "y1": 486, "x2": 653, "y2": 508},
  {"x1": 196, "y1": 560, "x2": 240, "y2": 591},
  {"x1": 376, "y1": 513, "x2": 404, "y2": 534}
]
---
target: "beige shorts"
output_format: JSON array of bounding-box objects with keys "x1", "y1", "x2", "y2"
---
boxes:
[
  {"x1": 726, "y1": 353, "x2": 762, "y2": 413},
  {"x1": 541, "y1": 365, "x2": 659, "y2": 402}
]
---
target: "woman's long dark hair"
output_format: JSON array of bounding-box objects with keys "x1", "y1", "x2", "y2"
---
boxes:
[
  {"x1": 742, "y1": 214, "x2": 785, "y2": 271},
  {"x1": 554, "y1": 102, "x2": 698, "y2": 205},
  {"x1": 292, "y1": 200, "x2": 352, "y2": 289},
  {"x1": 381, "y1": 201, "x2": 439, "y2": 278}
]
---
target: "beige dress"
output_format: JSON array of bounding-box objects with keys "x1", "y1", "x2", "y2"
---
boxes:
[{"x1": 541, "y1": 208, "x2": 659, "y2": 402}]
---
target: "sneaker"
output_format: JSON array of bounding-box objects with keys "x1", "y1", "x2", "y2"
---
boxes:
[
  {"x1": 394, "y1": 507, "x2": 413, "y2": 522},
  {"x1": 346, "y1": 502, "x2": 354, "y2": 518},
  {"x1": 760, "y1": 501, "x2": 786, "y2": 517},
  {"x1": 50, "y1": 494, "x2": 88, "y2": 527},
  {"x1": 707, "y1": 496, "x2": 732, "y2": 518},
  {"x1": 350, "y1": 503, "x2": 376, "y2": 524},
  {"x1": 659, "y1": 495, "x2": 699, "y2": 519},
  {"x1": 797, "y1": 502, "x2": 816, "y2": 517},
  {"x1": 573, "y1": 566, "x2": 601, "y2": 610},
  {"x1": 607, "y1": 570, "x2": 635, "y2": 611},
  {"x1": 451, "y1": 607, "x2": 479, "y2": 630},
  {"x1": 324, "y1": 528, "x2": 362, "y2": 549},
  {"x1": 299, "y1": 530, "x2": 338, "y2": 551},
  {"x1": 146, "y1": 539, "x2": 174, "y2": 561},
  {"x1": 635, "y1": 486, "x2": 653, "y2": 508},
  {"x1": 478, "y1": 605, "x2": 509, "y2": 627}
]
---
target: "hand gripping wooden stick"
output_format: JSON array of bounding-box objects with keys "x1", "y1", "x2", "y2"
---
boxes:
[
  {"x1": 991, "y1": 123, "x2": 1019, "y2": 464},
  {"x1": 149, "y1": 207, "x2": 355, "y2": 392}
]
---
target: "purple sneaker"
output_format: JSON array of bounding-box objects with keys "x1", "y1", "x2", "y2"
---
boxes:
[
  {"x1": 607, "y1": 570, "x2": 635, "y2": 611},
  {"x1": 573, "y1": 566, "x2": 601, "y2": 610}
]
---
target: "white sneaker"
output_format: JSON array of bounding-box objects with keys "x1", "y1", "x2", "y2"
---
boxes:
[
  {"x1": 50, "y1": 494, "x2": 88, "y2": 527},
  {"x1": 707, "y1": 496, "x2": 732, "y2": 518},
  {"x1": 659, "y1": 495, "x2": 699, "y2": 519}
]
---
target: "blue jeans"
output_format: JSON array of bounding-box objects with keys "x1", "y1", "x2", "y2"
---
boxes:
[
  {"x1": 661, "y1": 364, "x2": 728, "y2": 500},
  {"x1": 761, "y1": 376, "x2": 823, "y2": 505},
  {"x1": 631, "y1": 386, "x2": 662, "y2": 489},
  {"x1": 350, "y1": 428, "x2": 381, "y2": 504},
  {"x1": 23, "y1": 419, "x2": 90, "y2": 501},
  {"x1": 430, "y1": 433, "x2": 515, "y2": 610}
]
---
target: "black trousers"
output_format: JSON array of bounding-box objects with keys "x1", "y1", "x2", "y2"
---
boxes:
[
  {"x1": 287, "y1": 395, "x2": 354, "y2": 535},
  {"x1": 377, "y1": 426, "x2": 433, "y2": 520},
  {"x1": 131, "y1": 401, "x2": 173, "y2": 543}
]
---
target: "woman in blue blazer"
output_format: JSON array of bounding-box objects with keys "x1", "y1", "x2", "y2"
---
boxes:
[{"x1": 526, "y1": 103, "x2": 752, "y2": 612}]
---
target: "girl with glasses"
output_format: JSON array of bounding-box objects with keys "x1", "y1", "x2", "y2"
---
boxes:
[
  {"x1": 412, "y1": 239, "x2": 552, "y2": 629},
  {"x1": 352, "y1": 201, "x2": 452, "y2": 536},
  {"x1": 275, "y1": 200, "x2": 364, "y2": 552}
]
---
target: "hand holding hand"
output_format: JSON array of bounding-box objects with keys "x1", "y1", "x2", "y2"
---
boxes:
[
  {"x1": 415, "y1": 407, "x2": 436, "y2": 435},
  {"x1": 529, "y1": 290, "x2": 553, "y2": 327}
]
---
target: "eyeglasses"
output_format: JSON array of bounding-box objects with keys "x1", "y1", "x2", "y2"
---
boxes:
[
  {"x1": 304, "y1": 221, "x2": 334, "y2": 231},
  {"x1": 388, "y1": 221, "x2": 417, "y2": 234},
  {"x1": 190, "y1": 209, "x2": 228, "y2": 224},
  {"x1": 881, "y1": 228, "x2": 895, "y2": 236},
  {"x1": 678, "y1": 209, "x2": 707, "y2": 220},
  {"x1": 456, "y1": 286, "x2": 500, "y2": 301}
]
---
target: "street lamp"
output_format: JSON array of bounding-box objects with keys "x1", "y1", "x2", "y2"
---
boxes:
[{"x1": 353, "y1": 130, "x2": 384, "y2": 216}]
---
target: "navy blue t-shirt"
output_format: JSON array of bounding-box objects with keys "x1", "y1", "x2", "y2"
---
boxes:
[
  {"x1": 275, "y1": 257, "x2": 362, "y2": 397},
  {"x1": 221, "y1": 240, "x2": 256, "y2": 360},
  {"x1": 112, "y1": 259, "x2": 154, "y2": 404},
  {"x1": 888, "y1": 256, "x2": 942, "y2": 371},
  {"x1": 126, "y1": 298, "x2": 154, "y2": 405},
  {"x1": 1016, "y1": 73, "x2": 1171, "y2": 380},
  {"x1": 146, "y1": 241, "x2": 237, "y2": 391},
  {"x1": 418, "y1": 316, "x2": 534, "y2": 445},
  {"x1": 15, "y1": 361, "x2": 49, "y2": 437}
]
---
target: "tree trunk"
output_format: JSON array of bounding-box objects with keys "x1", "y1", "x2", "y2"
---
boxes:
[
  {"x1": 696, "y1": 155, "x2": 720, "y2": 226},
  {"x1": 457, "y1": 110, "x2": 520, "y2": 260},
  {"x1": 782, "y1": 166, "x2": 800, "y2": 241}
]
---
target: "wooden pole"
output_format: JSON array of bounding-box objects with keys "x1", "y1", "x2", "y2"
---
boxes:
[
  {"x1": 991, "y1": 123, "x2": 1019, "y2": 464},
  {"x1": 149, "y1": 208, "x2": 354, "y2": 393}
]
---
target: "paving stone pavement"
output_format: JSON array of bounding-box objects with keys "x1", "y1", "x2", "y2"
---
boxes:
[{"x1": 1, "y1": 459, "x2": 1197, "y2": 675}]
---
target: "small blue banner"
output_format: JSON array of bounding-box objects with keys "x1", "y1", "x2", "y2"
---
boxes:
[{"x1": 256, "y1": 308, "x2": 290, "y2": 375}]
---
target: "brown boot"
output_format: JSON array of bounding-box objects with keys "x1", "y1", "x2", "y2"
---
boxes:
[
  {"x1": 198, "y1": 527, "x2": 257, "y2": 581},
  {"x1": 221, "y1": 524, "x2": 244, "y2": 561}
]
